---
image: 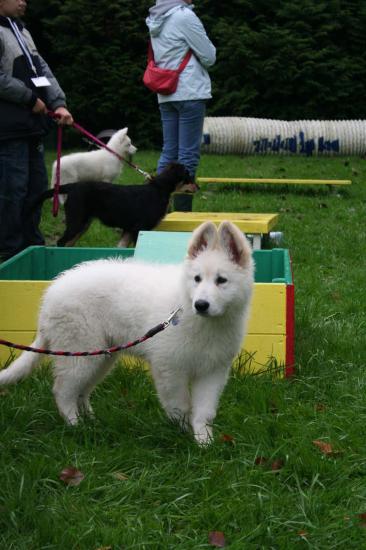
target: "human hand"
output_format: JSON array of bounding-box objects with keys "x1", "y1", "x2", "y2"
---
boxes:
[
  {"x1": 54, "y1": 106, "x2": 74, "y2": 126},
  {"x1": 32, "y1": 98, "x2": 48, "y2": 115}
]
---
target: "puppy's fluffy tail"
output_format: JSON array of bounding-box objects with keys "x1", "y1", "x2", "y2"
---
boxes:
[{"x1": 0, "y1": 336, "x2": 44, "y2": 385}]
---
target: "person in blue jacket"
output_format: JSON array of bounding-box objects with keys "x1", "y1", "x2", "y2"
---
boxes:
[
  {"x1": 146, "y1": 0, "x2": 216, "y2": 189},
  {"x1": 0, "y1": 0, "x2": 73, "y2": 262}
]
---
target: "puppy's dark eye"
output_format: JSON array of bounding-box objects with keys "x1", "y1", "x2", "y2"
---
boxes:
[
  {"x1": 194, "y1": 275, "x2": 201, "y2": 283},
  {"x1": 216, "y1": 276, "x2": 227, "y2": 285}
]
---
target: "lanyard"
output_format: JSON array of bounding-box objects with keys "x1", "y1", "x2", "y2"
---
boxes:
[{"x1": 7, "y1": 17, "x2": 38, "y2": 76}]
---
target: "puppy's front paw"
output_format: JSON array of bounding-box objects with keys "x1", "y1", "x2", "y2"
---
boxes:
[{"x1": 194, "y1": 424, "x2": 213, "y2": 446}]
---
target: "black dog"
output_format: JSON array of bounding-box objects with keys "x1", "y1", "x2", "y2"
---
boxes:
[{"x1": 36, "y1": 163, "x2": 193, "y2": 247}]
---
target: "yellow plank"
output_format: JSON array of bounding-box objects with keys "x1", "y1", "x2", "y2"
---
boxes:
[
  {"x1": 236, "y1": 333, "x2": 286, "y2": 372},
  {"x1": 0, "y1": 281, "x2": 286, "y2": 336},
  {"x1": 0, "y1": 330, "x2": 287, "y2": 373},
  {"x1": 247, "y1": 283, "x2": 286, "y2": 334},
  {"x1": 0, "y1": 281, "x2": 48, "y2": 331},
  {"x1": 197, "y1": 177, "x2": 351, "y2": 186},
  {"x1": 0, "y1": 331, "x2": 38, "y2": 365},
  {"x1": 157, "y1": 211, "x2": 279, "y2": 234}
]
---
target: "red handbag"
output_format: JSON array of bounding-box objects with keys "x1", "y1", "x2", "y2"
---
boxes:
[{"x1": 143, "y1": 41, "x2": 192, "y2": 95}]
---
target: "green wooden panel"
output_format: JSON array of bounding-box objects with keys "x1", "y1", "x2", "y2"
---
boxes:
[
  {"x1": 0, "y1": 239, "x2": 292, "y2": 285},
  {"x1": 0, "y1": 247, "x2": 134, "y2": 281}
]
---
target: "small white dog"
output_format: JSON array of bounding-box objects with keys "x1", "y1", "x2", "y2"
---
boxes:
[
  {"x1": 0, "y1": 221, "x2": 254, "y2": 445},
  {"x1": 51, "y1": 127, "x2": 137, "y2": 203}
]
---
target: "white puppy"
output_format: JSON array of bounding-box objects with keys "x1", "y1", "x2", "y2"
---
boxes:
[
  {"x1": 51, "y1": 128, "x2": 137, "y2": 203},
  {"x1": 0, "y1": 222, "x2": 254, "y2": 445}
]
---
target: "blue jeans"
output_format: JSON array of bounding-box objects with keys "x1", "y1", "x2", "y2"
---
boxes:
[
  {"x1": 157, "y1": 100, "x2": 206, "y2": 180},
  {"x1": 0, "y1": 138, "x2": 48, "y2": 260}
]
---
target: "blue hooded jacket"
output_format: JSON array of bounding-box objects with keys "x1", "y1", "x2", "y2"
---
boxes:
[{"x1": 146, "y1": 4, "x2": 216, "y2": 103}]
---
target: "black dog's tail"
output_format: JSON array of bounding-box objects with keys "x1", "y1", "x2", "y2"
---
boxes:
[{"x1": 32, "y1": 184, "x2": 75, "y2": 209}]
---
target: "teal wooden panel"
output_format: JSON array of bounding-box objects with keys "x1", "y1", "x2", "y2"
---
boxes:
[
  {"x1": 135, "y1": 232, "x2": 292, "y2": 283},
  {"x1": 135, "y1": 231, "x2": 191, "y2": 264}
]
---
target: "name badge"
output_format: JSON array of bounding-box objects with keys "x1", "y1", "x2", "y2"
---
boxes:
[{"x1": 31, "y1": 76, "x2": 51, "y2": 87}]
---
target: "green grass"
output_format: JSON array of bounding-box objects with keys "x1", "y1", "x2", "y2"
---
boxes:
[{"x1": 1, "y1": 151, "x2": 366, "y2": 548}]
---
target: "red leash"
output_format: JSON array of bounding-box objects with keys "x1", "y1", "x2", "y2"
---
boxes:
[
  {"x1": 0, "y1": 307, "x2": 182, "y2": 358},
  {"x1": 48, "y1": 111, "x2": 151, "y2": 216},
  {"x1": 52, "y1": 125, "x2": 62, "y2": 217}
]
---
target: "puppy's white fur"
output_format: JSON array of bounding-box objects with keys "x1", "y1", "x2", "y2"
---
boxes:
[
  {"x1": 0, "y1": 222, "x2": 254, "y2": 445},
  {"x1": 51, "y1": 128, "x2": 137, "y2": 204}
]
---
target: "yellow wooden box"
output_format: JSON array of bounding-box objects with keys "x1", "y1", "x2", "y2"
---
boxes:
[{"x1": 0, "y1": 240, "x2": 294, "y2": 376}]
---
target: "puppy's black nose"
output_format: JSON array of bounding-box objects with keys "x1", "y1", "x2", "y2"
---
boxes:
[{"x1": 195, "y1": 299, "x2": 209, "y2": 313}]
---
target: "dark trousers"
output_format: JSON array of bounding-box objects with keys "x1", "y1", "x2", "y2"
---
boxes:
[{"x1": 0, "y1": 137, "x2": 48, "y2": 261}]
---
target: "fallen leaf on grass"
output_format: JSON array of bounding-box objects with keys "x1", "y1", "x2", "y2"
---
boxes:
[
  {"x1": 298, "y1": 530, "x2": 308, "y2": 538},
  {"x1": 331, "y1": 291, "x2": 342, "y2": 302},
  {"x1": 254, "y1": 456, "x2": 285, "y2": 471},
  {"x1": 220, "y1": 433, "x2": 235, "y2": 445},
  {"x1": 315, "y1": 403, "x2": 326, "y2": 412},
  {"x1": 209, "y1": 531, "x2": 226, "y2": 547},
  {"x1": 112, "y1": 472, "x2": 129, "y2": 481},
  {"x1": 271, "y1": 459, "x2": 285, "y2": 472},
  {"x1": 312, "y1": 440, "x2": 342, "y2": 457},
  {"x1": 254, "y1": 456, "x2": 268, "y2": 466},
  {"x1": 59, "y1": 466, "x2": 85, "y2": 486},
  {"x1": 358, "y1": 512, "x2": 366, "y2": 527}
]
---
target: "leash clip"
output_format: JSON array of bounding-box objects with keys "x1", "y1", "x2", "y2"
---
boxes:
[{"x1": 164, "y1": 306, "x2": 184, "y2": 328}]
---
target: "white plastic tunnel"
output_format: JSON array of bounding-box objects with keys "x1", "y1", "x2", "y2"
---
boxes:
[{"x1": 201, "y1": 117, "x2": 366, "y2": 156}]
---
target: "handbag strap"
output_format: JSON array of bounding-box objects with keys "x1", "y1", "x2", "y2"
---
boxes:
[{"x1": 147, "y1": 40, "x2": 192, "y2": 72}]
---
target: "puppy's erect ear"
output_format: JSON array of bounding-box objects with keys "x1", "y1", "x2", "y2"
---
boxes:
[
  {"x1": 187, "y1": 221, "x2": 218, "y2": 259},
  {"x1": 218, "y1": 221, "x2": 252, "y2": 268}
]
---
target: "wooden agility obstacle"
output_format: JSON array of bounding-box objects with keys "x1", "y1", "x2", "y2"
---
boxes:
[
  {"x1": 156, "y1": 212, "x2": 279, "y2": 249},
  {"x1": 197, "y1": 177, "x2": 352, "y2": 186},
  {"x1": 0, "y1": 239, "x2": 295, "y2": 375}
]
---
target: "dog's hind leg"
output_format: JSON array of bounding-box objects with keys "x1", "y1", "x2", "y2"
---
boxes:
[
  {"x1": 58, "y1": 228, "x2": 89, "y2": 247},
  {"x1": 57, "y1": 196, "x2": 91, "y2": 247},
  {"x1": 57, "y1": 220, "x2": 91, "y2": 247},
  {"x1": 52, "y1": 356, "x2": 116, "y2": 423},
  {"x1": 77, "y1": 355, "x2": 116, "y2": 417},
  {"x1": 117, "y1": 231, "x2": 133, "y2": 248},
  {"x1": 53, "y1": 372, "x2": 82, "y2": 425}
]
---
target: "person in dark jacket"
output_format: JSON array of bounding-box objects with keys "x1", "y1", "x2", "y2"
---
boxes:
[{"x1": 0, "y1": 0, "x2": 73, "y2": 261}]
